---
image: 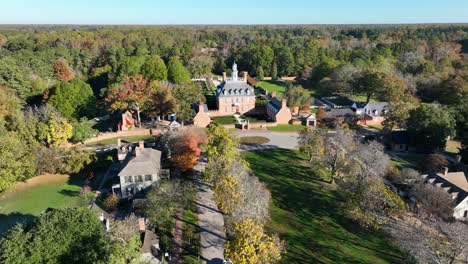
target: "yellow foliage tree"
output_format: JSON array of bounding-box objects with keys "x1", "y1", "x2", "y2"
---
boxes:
[
  {"x1": 225, "y1": 219, "x2": 283, "y2": 264},
  {"x1": 48, "y1": 114, "x2": 73, "y2": 147},
  {"x1": 214, "y1": 173, "x2": 240, "y2": 214}
]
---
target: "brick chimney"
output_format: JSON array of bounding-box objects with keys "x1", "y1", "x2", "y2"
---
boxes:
[
  {"x1": 243, "y1": 71, "x2": 248, "y2": 83},
  {"x1": 198, "y1": 103, "x2": 205, "y2": 113},
  {"x1": 282, "y1": 99, "x2": 287, "y2": 108},
  {"x1": 222, "y1": 72, "x2": 227, "y2": 82},
  {"x1": 135, "y1": 147, "x2": 141, "y2": 157},
  {"x1": 138, "y1": 141, "x2": 144, "y2": 149}
]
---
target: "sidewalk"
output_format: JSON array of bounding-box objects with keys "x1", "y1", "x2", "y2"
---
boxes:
[{"x1": 195, "y1": 159, "x2": 227, "y2": 264}]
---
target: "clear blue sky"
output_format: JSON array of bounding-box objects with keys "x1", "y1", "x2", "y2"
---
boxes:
[{"x1": 1, "y1": 0, "x2": 467, "y2": 25}]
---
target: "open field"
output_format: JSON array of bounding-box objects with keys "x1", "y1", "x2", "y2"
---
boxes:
[
  {"x1": 267, "y1": 124, "x2": 306, "y2": 132},
  {"x1": 85, "y1": 135, "x2": 157, "y2": 147},
  {"x1": 212, "y1": 116, "x2": 237, "y2": 125},
  {"x1": 242, "y1": 149, "x2": 405, "y2": 264},
  {"x1": 258, "y1": 80, "x2": 288, "y2": 95},
  {"x1": 0, "y1": 174, "x2": 91, "y2": 235}
]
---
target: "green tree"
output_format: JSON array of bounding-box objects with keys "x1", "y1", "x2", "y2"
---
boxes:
[
  {"x1": 284, "y1": 85, "x2": 311, "y2": 114},
  {"x1": 0, "y1": 208, "x2": 110, "y2": 263},
  {"x1": 71, "y1": 118, "x2": 98, "y2": 144},
  {"x1": 407, "y1": 104, "x2": 455, "y2": 151},
  {"x1": 0, "y1": 132, "x2": 36, "y2": 192},
  {"x1": 172, "y1": 83, "x2": 203, "y2": 124},
  {"x1": 277, "y1": 47, "x2": 295, "y2": 77},
  {"x1": 48, "y1": 79, "x2": 97, "y2": 120},
  {"x1": 256, "y1": 66, "x2": 264, "y2": 80},
  {"x1": 271, "y1": 61, "x2": 278, "y2": 80},
  {"x1": 440, "y1": 73, "x2": 468, "y2": 105},
  {"x1": 167, "y1": 57, "x2": 191, "y2": 84},
  {"x1": 142, "y1": 55, "x2": 168, "y2": 81}
]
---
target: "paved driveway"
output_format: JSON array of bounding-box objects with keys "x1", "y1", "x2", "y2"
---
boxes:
[{"x1": 235, "y1": 130, "x2": 299, "y2": 150}]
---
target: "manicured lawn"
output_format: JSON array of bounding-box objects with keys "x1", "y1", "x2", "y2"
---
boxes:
[
  {"x1": 242, "y1": 149, "x2": 405, "y2": 264},
  {"x1": 258, "y1": 80, "x2": 288, "y2": 95},
  {"x1": 212, "y1": 116, "x2": 238, "y2": 125},
  {"x1": 350, "y1": 94, "x2": 377, "y2": 103},
  {"x1": 268, "y1": 124, "x2": 307, "y2": 132},
  {"x1": 0, "y1": 174, "x2": 91, "y2": 235},
  {"x1": 445, "y1": 140, "x2": 461, "y2": 154},
  {"x1": 85, "y1": 135, "x2": 157, "y2": 147},
  {"x1": 390, "y1": 153, "x2": 426, "y2": 170},
  {"x1": 240, "y1": 136, "x2": 270, "y2": 145}
]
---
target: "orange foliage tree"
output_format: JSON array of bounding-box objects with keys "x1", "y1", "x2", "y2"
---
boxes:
[
  {"x1": 53, "y1": 58, "x2": 74, "y2": 81},
  {"x1": 171, "y1": 129, "x2": 207, "y2": 171}
]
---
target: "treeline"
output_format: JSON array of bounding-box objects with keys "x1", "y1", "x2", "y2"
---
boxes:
[{"x1": 0, "y1": 25, "x2": 467, "y2": 191}]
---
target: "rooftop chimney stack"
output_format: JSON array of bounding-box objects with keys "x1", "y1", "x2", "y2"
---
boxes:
[
  {"x1": 282, "y1": 99, "x2": 287, "y2": 108},
  {"x1": 135, "y1": 147, "x2": 141, "y2": 157},
  {"x1": 222, "y1": 72, "x2": 227, "y2": 82},
  {"x1": 243, "y1": 71, "x2": 248, "y2": 83},
  {"x1": 198, "y1": 103, "x2": 205, "y2": 113}
]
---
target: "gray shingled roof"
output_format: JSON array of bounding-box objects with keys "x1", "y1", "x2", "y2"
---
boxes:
[
  {"x1": 118, "y1": 148, "x2": 161, "y2": 177},
  {"x1": 217, "y1": 81, "x2": 254, "y2": 97},
  {"x1": 327, "y1": 108, "x2": 355, "y2": 118}
]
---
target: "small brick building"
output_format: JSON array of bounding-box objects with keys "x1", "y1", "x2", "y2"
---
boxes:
[{"x1": 267, "y1": 97, "x2": 292, "y2": 124}]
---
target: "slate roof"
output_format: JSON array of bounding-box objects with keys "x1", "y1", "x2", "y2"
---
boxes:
[
  {"x1": 327, "y1": 108, "x2": 355, "y2": 118},
  {"x1": 421, "y1": 171, "x2": 468, "y2": 205},
  {"x1": 118, "y1": 148, "x2": 161, "y2": 177},
  {"x1": 217, "y1": 81, "x2": 254, "y2": 97},
  {"x1": 365, "y1": 102, "x2": 388, "y2": 117}
]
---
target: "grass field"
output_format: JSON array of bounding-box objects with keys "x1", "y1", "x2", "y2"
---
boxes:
[
  {"x1": 240, "y1": 136, "x2": 270, "y2": 145},
  {"x1": 445, "y1": 140, "x2": 461, "y2": 154},
  {"x1": 268, "y1": 124, "x2": 306, "y2": 132},
  {"x1": 242, "y1": 149, "x2": 405, "y2": 264},
  {"x1": 212, "y1": 116, "x2": 238, "y2": 125},
  {"x1": 390, "y1": 153, "x2": 426, "y2": 170},
  {"x1": 258, "y1": 80, "x2": 288, "y2": 96},
  {"x1": 0, "y1": 174, "x2": 91, "y2": 235},
  {"x1": 85, "y1": 135, "x2": 157, "y2": 147}
]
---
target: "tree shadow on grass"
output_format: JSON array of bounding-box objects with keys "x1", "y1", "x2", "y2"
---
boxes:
[
  {"x1": 242, "y1": 148, "x2": 406, "y2": 264},
  {"x1": 58, "y1": 189, "x2": 81, "y2": 197},
  {"x1": 0, "y1": 212, "x2": 36, "y2": 237}
]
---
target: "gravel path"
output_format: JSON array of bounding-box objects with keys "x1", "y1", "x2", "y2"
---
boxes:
[
  {"x1": 235, "y1": 130, "x2": 299, "y2": 150},
  {"x1": 195, "y1": 159, "x2": 227, "y2": 264}
]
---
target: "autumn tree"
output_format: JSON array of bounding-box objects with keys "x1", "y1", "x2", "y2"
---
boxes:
[
  {"x1": 167, "y1": 57, "x2": 191, "y2": 84},
  {"x1": 298, "y1": 127, "x2": 325, "y2": 162},
  {"x1": 53, "y1": 58, "x2": 74, "y2": 81},
  {"x1": 170, "y1": 129, "x2": 206, "y2": 172},
  {"x1": 225, "y1": 219, "x2": 283, "y2": 264},
  {"x1": 316, "y1": 107, "x2": 327, "y2": 123},
  {"x1": 147, "y1": 81, "x2": 175, "y2": 118},
  {"x1": 105, "y1": 75, "x2": 151, "y2": 127}
]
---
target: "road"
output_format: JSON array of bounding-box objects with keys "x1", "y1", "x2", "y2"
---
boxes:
[{"x1": 195, "y1": 158, "x2": 227, "y2": 264}]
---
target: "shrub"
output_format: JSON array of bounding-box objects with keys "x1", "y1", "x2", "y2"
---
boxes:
[
  {"x1": 412, "y1": 183, "x2": 454, "y2": 219},
  {"x1": 103, "y1": 194, "x2": 120, "y2": 211}
]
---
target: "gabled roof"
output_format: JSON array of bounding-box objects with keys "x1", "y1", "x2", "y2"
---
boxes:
[
  {"x1": 217, "y1": 81, "x2": 254, "y2": 97},
  {"x1": 421, "y1": 171, "x2": 468, "y2": 205},
  {"x1": 327, "y1": 108, "x2": 355, "y2": 118},
  {"x1": 118, "y1": 148, "x2": 161, "y2": 177}
]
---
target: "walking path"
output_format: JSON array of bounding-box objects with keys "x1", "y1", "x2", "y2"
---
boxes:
[
  {"x1": 195, "y1": 158, "x2": 227, "y2": 264},
  {"x1": 171, "y1": 210, "x2": 184, "y2": 264}
]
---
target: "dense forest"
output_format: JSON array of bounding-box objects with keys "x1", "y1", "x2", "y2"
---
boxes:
[{"x1": 0, "y1": 24, "x2": 467, "y2": 191}]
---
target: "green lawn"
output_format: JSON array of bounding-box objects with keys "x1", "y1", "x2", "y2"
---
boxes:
[
  {"x1": 390, "y1": 153, "x2": 426, "y2": 170},
  {"x1": 212, "y1": 116, "x2": 238, "y2": 125},
  {"x1": 242, "y1": 149, "x2": 405, "y2": 264},
  {"x1": 240, "y1": 136, "x2": 270, "y2": 145},
  {"x1": 268, "y1": 124, "x2": 306, "y2": 132},
  {"x1": 85, "y1": 135, "x2": 157, "y2": 147},
  {"x1": 445, "y1": 140, "x2": 461, "y2": 154},
  {"x1": 0, "y1": 174, "x2": 91, "y2": 235},
  {"x1": 350, "y1": 94, "x2": 377, "y2": 103},
  {"x1": 258, "y1": 80, "x2": 288, "y2": 96}
]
